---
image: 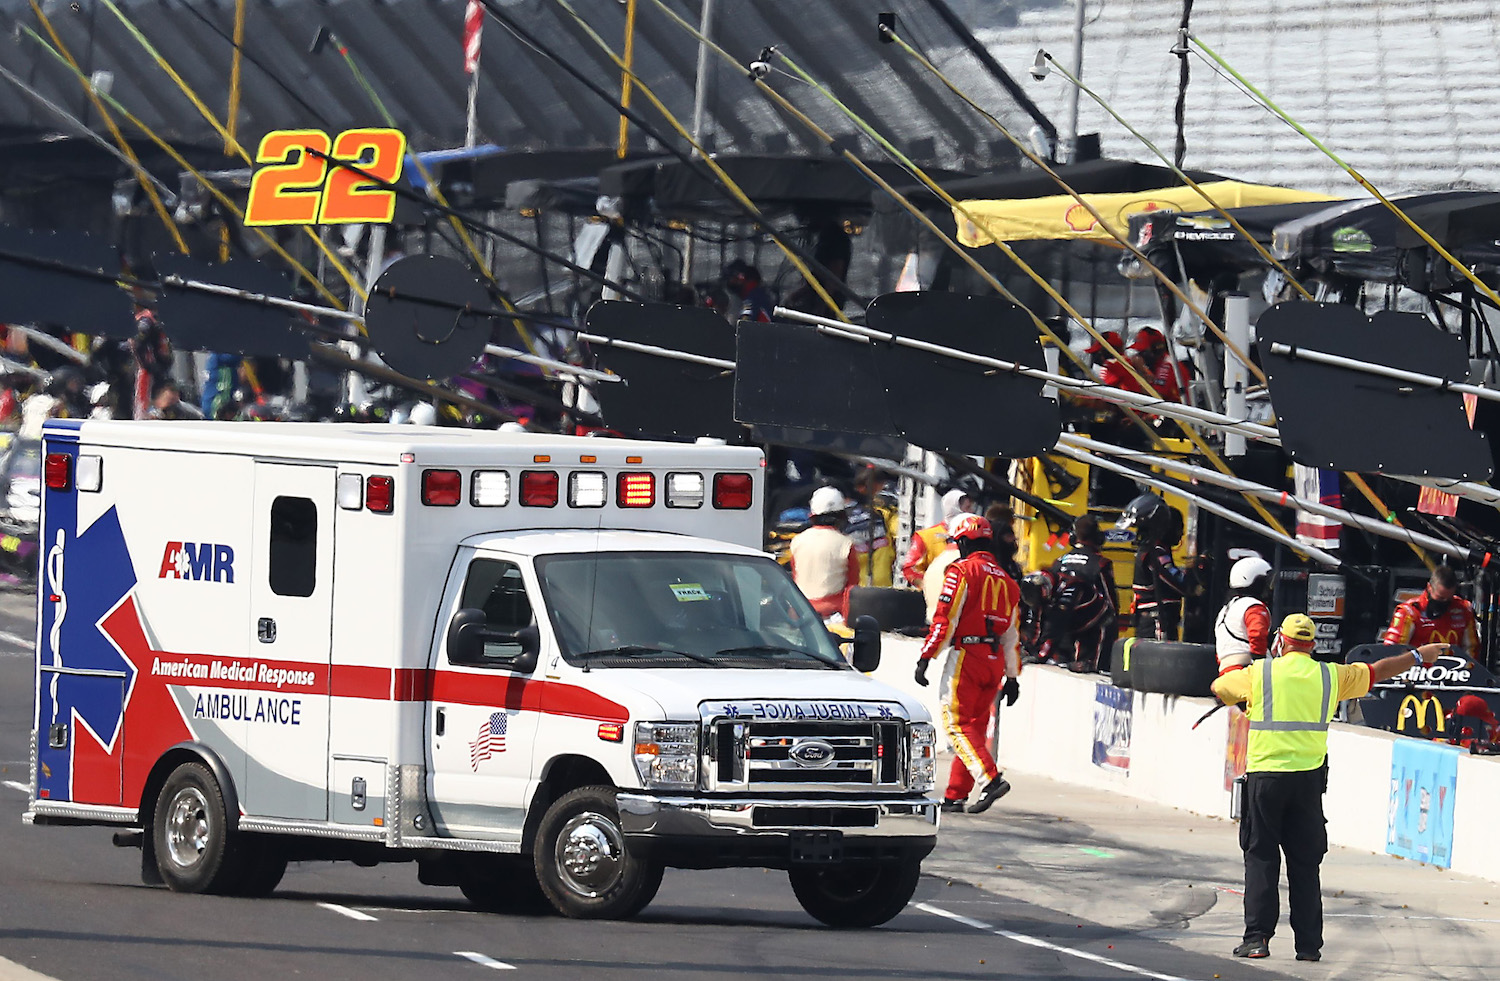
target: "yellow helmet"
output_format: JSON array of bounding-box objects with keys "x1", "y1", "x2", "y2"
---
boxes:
[{"x1": 1280, "y1": 613, "x2": 1317, "y2": 643}]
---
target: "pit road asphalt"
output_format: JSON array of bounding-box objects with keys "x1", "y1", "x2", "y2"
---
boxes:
[{"x1": 0, "y1": 586, "x2": 1480, "y2": 980}]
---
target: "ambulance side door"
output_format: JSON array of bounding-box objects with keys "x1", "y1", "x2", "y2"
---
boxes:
[
  {"x1": 245, "y1": 463, "x2": 335, "y2": 820},
  {"x1": 425, "y1": 549, "x2": 542, "y2": 840}
]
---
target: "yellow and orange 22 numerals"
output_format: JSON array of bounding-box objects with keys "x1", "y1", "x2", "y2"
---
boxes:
[{"x1": 244, "y1": 128, "x2": 407, "y2": 226}]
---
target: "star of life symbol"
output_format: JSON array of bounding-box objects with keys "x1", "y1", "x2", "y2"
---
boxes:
[{"x1": 173, "y1": 546, "x2": 192, "y2": 579}]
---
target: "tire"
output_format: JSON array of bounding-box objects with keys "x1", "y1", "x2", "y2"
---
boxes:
[
  {"x1": 1109, "y1": 637, "x2": 1133, "y2": 689},
  {"x1": 152, "y1": 761, "x2": 246, "y2": 894},
  {"x1": 847, "y1": 587, "x2": 925, "y2": 632},
  {"x1": 459, "y1": 855, "x2": 554, "y2": 915},
  {"x1": 533, "y1": 786, "x2": 663, "y2": 919},
  {"x1": 788, "y1": 859, "x2": 922, "y2": 928},
  {"x1": 1128, "y1": 640, "x2": 1217, "y2": 697}
]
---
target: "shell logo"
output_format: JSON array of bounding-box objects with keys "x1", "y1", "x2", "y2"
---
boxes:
[{"x1": 1064, "y1": 203, "x2": 1097, "y2": 232}]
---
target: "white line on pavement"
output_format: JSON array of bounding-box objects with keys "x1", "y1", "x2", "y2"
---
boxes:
[
  {"x1": 1327, "y1": 913, "x2": 1500, "y2": 924},
  {"x1": 2, "y1": 780, "x2": 29, "y2": 794},
  {"x1": 317, "y1": 902, "x2": 378, "y2": 922},
  {"x1": 454, "y1": 952, "x2": 516, "y2": 971},
  {"x1": 915, "y1": 903, "x2": 1199, "y2": 981},
  {"x1": 0, "y1": 953, "x2": 66, "y2": 981}
]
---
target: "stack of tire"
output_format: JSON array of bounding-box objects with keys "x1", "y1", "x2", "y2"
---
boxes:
[{"x1": 1109, "y1": 637, "x2": 1216, "y2": 697}]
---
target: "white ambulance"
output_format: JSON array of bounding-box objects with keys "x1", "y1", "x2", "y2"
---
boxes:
[{"x1": 26, "y1": 421, "x2": 938, "y2": 926}]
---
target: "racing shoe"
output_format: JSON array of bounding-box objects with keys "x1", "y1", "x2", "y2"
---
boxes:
[
  {"x1": 1233, "y1": 938, "x2": 1270, "y2": 959},
  {"x1": 966, "y1": 776, "x2": 1011, "y2": 814}
]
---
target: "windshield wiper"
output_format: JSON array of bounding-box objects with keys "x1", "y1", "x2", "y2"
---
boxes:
[
  {"x1": 578, "y1": 645, "x2": 723, "y2": 667},
  {"x1": 713, "y1": 645, "x2": 842, "y2": 668}
]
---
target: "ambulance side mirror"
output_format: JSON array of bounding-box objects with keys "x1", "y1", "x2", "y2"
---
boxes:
[
  {"x1": 447, "y1": 608, "x2": 540, "y2": 674},
  {"x1": 850, "y1": 615, "x2": 882, "y2": 672}
]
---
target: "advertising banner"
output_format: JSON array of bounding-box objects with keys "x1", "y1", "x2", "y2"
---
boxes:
[
  {"x1": 1091, "y1": 682, "x2": 1132, "y2": 773},
  {"x1": 1386, "y1": 739, "x2": 1460, "y2": 868}
]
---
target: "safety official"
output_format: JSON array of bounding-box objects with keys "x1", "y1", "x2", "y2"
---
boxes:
[
  {"x1": 914, "y1": 514, "x2": 1020, "y2": 815},
  {"x1": 1381, "y1": 564, "x2": 1480, "y2": 660},
  {"x1": 1214, "y1": 556, "x2": 1273, "y2": 675},
  {"x1": 788, "y1": 487, "x2": 858, "y2": 619},
  {"x1": 1212, "y1": 614, "x2": 1448, "y2": 962}
]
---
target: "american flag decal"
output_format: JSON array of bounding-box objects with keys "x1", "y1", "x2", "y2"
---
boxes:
[{"x1": 469, "y1": 712, "x2": 507, "y2": 769}]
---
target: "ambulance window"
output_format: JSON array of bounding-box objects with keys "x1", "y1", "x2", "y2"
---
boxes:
[
  {"x1": 461, "y1": 559, "x2": 533, "y2": 659},
  {"x1": 269, "y1": 496, "x2": 318, "y2": 597}
]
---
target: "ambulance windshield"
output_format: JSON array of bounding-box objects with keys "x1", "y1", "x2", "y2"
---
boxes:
[{"x1": 536, "y1": 552, "x2": 846, "y2": 669}]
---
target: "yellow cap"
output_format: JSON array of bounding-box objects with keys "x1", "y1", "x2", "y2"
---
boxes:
[{"x1": 1280, "y1": 613, "x2": 1316, "y2": 643}]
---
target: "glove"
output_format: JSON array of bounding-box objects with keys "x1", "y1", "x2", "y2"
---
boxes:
[
  {"x1": 1002, "y1": 676, "x2": 1020, "y2": 706},
  {"x1": 914, "y1": 659, "x2": 931, "y2": 687}
]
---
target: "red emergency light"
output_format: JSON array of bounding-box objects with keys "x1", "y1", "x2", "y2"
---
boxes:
[
  {"x1": 713, "y1": 472, "x2": 753, "y2": 509},
  {"x1": 366, "y1": 475, "x2": 394, "y2": 513},
  {"x1": 44, "y1": 453, "x2": 71, "y2": 491},
  {"x1": 617, "y1": 472, "x2": 655, "y2": 508},
  {"x1": 521, "y1": 470, "x2": 559, "y2": 507},
  {"x1": 421, "y1": 469, "x2": 462, "y2": 507}
]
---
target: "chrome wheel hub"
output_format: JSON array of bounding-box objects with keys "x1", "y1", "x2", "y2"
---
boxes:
[
  {"x1": 554, "y1": 810, "x2": 624, "y2": 898},
  {"x1": 165, "y1": 787, "x2": 211, "y2": 869}
]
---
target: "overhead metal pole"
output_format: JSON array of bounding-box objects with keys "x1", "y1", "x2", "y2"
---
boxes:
[
  {"x1": 1063, "y1": 0, "x2": 1085, "y2": 162},
  {"x1": 681, "y1": 0, "x2": 717, "y2": 285},
  {"x1": 1267, "y1": 341, "x2": 1500, "y2": 405}
]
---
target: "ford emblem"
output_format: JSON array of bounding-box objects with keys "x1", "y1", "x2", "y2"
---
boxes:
[{"x1": 789, "y1": 739, "x2": 836, "y2": 768}]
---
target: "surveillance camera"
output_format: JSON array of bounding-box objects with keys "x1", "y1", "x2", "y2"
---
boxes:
[
  {"x1": 748, "y1": 60, "x2": 770, "y2": 80},
  {"x1": 1030, "y1": 49, "x2": 1050, "y2": 81}
]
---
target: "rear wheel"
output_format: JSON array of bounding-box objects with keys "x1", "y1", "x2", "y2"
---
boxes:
[
  {"x1": 789, "y1": 859, "x2": 922, "y2": 928},
  {"x1": 152, "y1": 761, "x2": 245, "y2": 894},
  {"x1": 533, "y1": 786, "x2": 663, "y2": 919}
]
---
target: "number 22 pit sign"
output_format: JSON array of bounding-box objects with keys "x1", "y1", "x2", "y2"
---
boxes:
[{"x1": 244, "y1": 128, "x2": 406, "y2": 226}]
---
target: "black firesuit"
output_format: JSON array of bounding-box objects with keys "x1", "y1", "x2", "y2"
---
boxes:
[{"x1": 1132, "y1": 542, "x2": 1189, "y2": 641}]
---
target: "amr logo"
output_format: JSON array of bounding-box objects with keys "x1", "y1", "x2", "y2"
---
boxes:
[{"x1": 158, "y1": 541, "x2": 235, "y2": 583}]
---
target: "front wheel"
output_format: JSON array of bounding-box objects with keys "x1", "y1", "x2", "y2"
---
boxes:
[
  {"x1": 533, "y1": 786, "x2": 663, "y2": 919},
  {"x1": 789, "y1": 859, "x2": 922, "y2": 928},
  {"x1": 152, "y1": 761, "x2": 245, "y2": 894}
]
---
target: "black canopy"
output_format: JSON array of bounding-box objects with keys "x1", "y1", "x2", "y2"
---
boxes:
[{"x1": 1128, "y1": 199, "x2": 1353, "y2": 286}]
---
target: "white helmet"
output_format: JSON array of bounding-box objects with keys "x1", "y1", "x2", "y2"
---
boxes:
[
  {"x1": 809, "y1": 486, "x2": 849, "y2": 516},
  {"x1": 940, "y1": 487, "x2": 974, "y2": 521},
  {"x1": 1230, "y1": 556, "x2": 1273, "y2": 589},
  {"x1": 408, "y1": 402, "x2": 437, "y2": 426}
]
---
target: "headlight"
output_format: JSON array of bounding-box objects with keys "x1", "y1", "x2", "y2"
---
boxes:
[
  {"x1": 909, "y1": 722, "x2": 937, "y2": 792},
  {"x1": 633, "y1": 722, "x2": 699, "y2": 789}
]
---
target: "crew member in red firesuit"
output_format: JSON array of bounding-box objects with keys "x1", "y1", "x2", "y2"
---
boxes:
[
  {"x1": 1215, "y1": 556, "x2": 1273, "y2": 675},
  {"x1": 1381, "y1": 565, "x2": 1480, "y2": 660},
  {"x1": 1122, "y1": 493, "x2": 1196, "y2": 641},
  {"x1": 1085, "y1": 330, "x2": 1143, "y2": 393},
  {"x1": 1044, "y1": 514, "x2": 1119, "y2": 673},
  {"x1": 914, "y1": 514, "x2": 1020, "y2": 815},
  {"x1": 1447, "y1": 694, "x2": 1500, "y2": 749},
  {"x1": 1127, "y1": 326, "x2": 1188, "y2": 403}
]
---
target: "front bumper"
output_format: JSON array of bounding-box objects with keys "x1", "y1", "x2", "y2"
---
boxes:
[{"x1": 616, "y1": 793, "x2": 938, "y2": 869}]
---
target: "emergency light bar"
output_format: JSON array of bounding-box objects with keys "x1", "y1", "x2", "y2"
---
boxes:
[
  {"x1": 75, "y1": 455, "x2": 102, "y2": 493},
  {"x1": 666, "y1": 472, "x2": 704, "y2": 508},
  {"x1": 522, "y1": 471, "x2": 559, "y2": 507},
  {"x1": 568, "y1": 472, "x2": 607, "y2": 508},
  {"x1": 617, "y1": 472, "x2": 655, "y2": 508},
  {"x1": 471, "y1": 470, "x2": 510, "y2": 507},
  {"x1": 713, "y1": 473, "x2": 753, "y2": 509},
  {"x1": 422, "y1": 470, "x2": 462, "y2": 507},
  {"x1": 366, "y1": 475, "x2": 394, "y2": 513},
  {"x1": 44, "y1": 453, "x2": 70, "y2": 491}
]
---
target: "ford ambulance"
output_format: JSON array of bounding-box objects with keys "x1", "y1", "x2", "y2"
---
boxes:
[{"x1": 26, "y1": 422, "x2": 939, "y2": 926}]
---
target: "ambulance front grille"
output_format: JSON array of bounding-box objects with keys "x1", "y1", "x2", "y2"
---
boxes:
[{"x1": 705, "y1": 720, "x2": 905, "y2": 791}]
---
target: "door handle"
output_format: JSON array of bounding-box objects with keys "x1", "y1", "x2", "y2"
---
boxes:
[
  {"x1": 435, "y1": 707, "x2": 446, "y2": 737},
  {"x1": 257, "y1": 617, "x2": 277, "y2": 644}
]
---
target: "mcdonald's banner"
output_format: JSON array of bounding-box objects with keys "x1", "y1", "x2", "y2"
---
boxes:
[{"x1": 1386, "y1": 739, "x2": 1460, "y2": 868}]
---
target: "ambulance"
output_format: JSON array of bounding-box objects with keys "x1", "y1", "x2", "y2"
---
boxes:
[{"x1": 25, "y1": 422, "x2": 938, "y2": 927}]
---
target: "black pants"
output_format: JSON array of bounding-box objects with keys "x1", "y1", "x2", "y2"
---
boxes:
[{"x1": 1240, "y1": 767, "x2": 1329, "y2": 953}]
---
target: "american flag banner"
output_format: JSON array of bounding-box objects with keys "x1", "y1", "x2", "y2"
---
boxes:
[
  {"x1": 463, "y1": 0, "x2": 484, "y2": 75},
  {"x1": 469, "y1": 712, "x2": 507, "y2": 769},
  {"x1": 1293, "y1": 465, "x2": 1341, "y2": 550}
]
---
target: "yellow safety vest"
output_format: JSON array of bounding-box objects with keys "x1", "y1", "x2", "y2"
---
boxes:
[{"x1": 1246, "y1": 653, "x2": 1338, "y2": 773}]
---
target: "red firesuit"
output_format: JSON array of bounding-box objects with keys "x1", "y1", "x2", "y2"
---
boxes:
[
  {"x1": 918, "y1": 552, "x2": 1021, "y2": 802},
  {"x1": 1381, "y1": 591, "x2": 1480, "y2": 659}
]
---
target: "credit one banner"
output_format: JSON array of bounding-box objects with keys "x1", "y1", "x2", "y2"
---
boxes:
[
  {"x1": 1092, "y1": 683, "x2": 1132, "y2": 772},
  {"x1": 1386, "y1": 739, "x2": 1460, "y2": 868}
]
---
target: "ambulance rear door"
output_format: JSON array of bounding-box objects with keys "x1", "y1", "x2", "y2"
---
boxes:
[{"x1": 246, "y1": 462, "x2": 335, "y2": 820}]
